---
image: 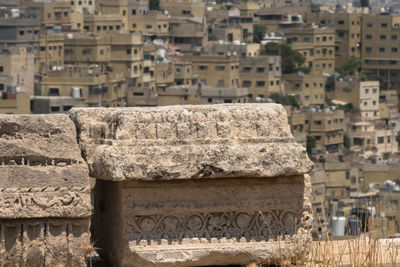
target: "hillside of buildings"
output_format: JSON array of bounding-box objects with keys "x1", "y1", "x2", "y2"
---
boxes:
[{"x1": 1, "y1": 0, "x2": 400, "y2": 257}]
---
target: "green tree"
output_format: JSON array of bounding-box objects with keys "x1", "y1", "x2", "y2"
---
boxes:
[
  {"x1": 325, "y1": 75, "x2": 335, "y2": 92},
  {"x1": 306, "y1": 136, "x2": 316, "y2": 156},
  {"x1": 336, "y1": 57, "x2": 361, "y2": 78},
  {"x1": 253, "y1": 24, "x2": 267, "y2": 43},
  {"x1": 360, "y1": 0, "x2": 369, "y2": 7},
  {"x1": 344, "y1": 133, "x2": 351, "y2": 149},
  {"x1": 149, "y1": 0, "x2": 160, "y2": 10},
  {"x1": 263, "y1": 43, "x2": 309, "y2": 74},
  {"x1": 269, "y1": 93, "x2": 299, "y2": 108}
]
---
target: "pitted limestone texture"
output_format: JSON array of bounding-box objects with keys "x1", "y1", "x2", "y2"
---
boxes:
[
  {"x1": 70, "y1": 104, "x2": 313, "y2": 181},
  {"x1": 0, "y1": 114, "x2": 91, "y2": 266},
  {"x1": 71, "y1": 104, "x2": 314, "y2": 267}
]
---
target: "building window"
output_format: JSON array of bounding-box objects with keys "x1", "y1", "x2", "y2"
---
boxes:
[
  {"x1": 366, "y1": 47, "x2": 372, "y2": 53},
  {"x1": 380, "y1": 35, "x2": 386, "y2": 40},
  {"x1": 199, "y1": 65, "x2": 208, "y2": 70},
  {"x1": 387, "y1": 136, "x2": 391, "y2": 143},
  {"x1": 314, "y1": 120, "x2": 321, "y2": 125},
  {"x1": 338, "y1": 20, "x2": 344, "y2": 25},
  {"x1": 82, "y1": 49, "x2": 92, "y2": 55},
  {"x1": 366, "y1": 35, "x2": 372, "y2": 40},
  {"x1": 256, "y1": 81, "x2": 265, "y2": 87},
  {"x1": 19, "y1": 30, "x2": 24, "y2": 36},
  {"x1": 377, "y1": 137, "x2": 384, "y2": 144},
  {"x1": 0, "y1": 66, "x2": 3, "y2": 72},
  {"x1": 393, "y1": 48, "x2": 398, "y2": 53},
  {"x1": 215, "y1": 66, "x2": 225, "y2": 71},
  {"x1": 126, "y1": 49, "x2": 131, "y2": 55},
  {"x1": 48, "y1": 88, "x2": 60, "y2": 96},
  {"x1": 0, "y1": 84, "x2": 4, "y2": 91},
  {"x1": 381, "y1": 23, "x2": 388, "y2": 28},
  {"x1": 367, "y1": 23, "x2": 373, "y2": 27},
  {"x1": 392, "y1": 35, "x2": 397, "y2": 40},
  {"x1": 51, "y1": 106, "x2": 60, "y2": 112},
  {"x1": 256, "y1": 67, "x2": 265, "y2": 73},
  {"x1": 146, "y1": 25, "x2": 152, "y2": 29},
  {"x1": 132, "y1": 10, "x2": 136, "y2": 15},
  {"x1": 242, "y1": 80, "x2": 251, "y2": 87},
  {"x1": 208, "y1": 98, "x2": 212, "y2": 103},
  {"x1": 217, "y1": 80, "x2": 224, "y2": 86},
  {"x1": 379, "y1": 47, "x2": 385, "y2": 52}
]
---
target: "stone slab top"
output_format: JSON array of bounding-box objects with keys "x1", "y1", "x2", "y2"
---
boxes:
[
  {"x1": 70, "y1": 104, "x2": 313, "y2": 181},
  {"x1": 0, "y1": 114, "x2": 91, "y2": 219}
]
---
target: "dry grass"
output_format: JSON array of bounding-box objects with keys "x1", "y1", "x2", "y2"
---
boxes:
[{"x1": 254, "y1": 211, "x2": 400, "y2": 267}]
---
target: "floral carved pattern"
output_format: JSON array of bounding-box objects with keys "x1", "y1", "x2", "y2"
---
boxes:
[{"x1": 125, "y1": 210, "x2": 301, "y2": 242}]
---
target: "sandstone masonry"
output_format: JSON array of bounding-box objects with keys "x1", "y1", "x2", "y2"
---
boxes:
[{"x1": 0, "y1": 104, "x2": 313, "y2": 266}]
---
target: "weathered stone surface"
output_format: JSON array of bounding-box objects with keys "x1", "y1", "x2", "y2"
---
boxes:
[
  {"x1": 72, "y1": 104, "x2": 314, "y2": 266},
  {"x1": 0, "y1": 114, "x2": 91, "y2": 266},
  {"x1": 70, "y1": 104, "x2": 313, "y2": 181}
]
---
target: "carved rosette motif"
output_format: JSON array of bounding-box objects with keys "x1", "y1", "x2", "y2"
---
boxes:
[{"x1": 125, "y1": 210, "x2": 301, "y2": 243}]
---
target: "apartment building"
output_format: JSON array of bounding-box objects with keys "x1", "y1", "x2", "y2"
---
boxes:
[
  {"x1": 0, "y1": 17, "x2": 39, "y2": 49},
  {"x1": 334, "y1": 80, "x2": 380, "y2": 120},
  {"x1": 347, "y1": 121, "x2": 398, "y2": 157},
  {"x1": 40, "y1": 65, "x2": 127, "y2": 107},
  {"x1": 37, "y1": 32, "x2": 64, "y2": 76},
  {"x1": 0, "y1": 91, "x2": 30, "y2": 114},
  {"x1": 31, "y1": 96, "x2": 86, "y2": 114},
  {"x1": 305, "y1": 108, "x2": 345, "y2": 153},
  {"x1": 70, "y1": 0, "x2": 96, "y2": 14},
  {"x1": 362, "y1": 14, "x2": 400, "y2": 90},
  {"x1": 284, "y1": 73, "x2": 325, "y2": 106},
  {"x1": 0, "y1": 46, "x2": 35, "y2": 96},
  {"x1": 83, "y1": 13, "x2": 124, "y2": 33},
  {"x1": 205, "y1": 42, "x2": 261, "y2": 58},
  {"x1": 63, "y1": 32, "x2": 143, "y2": 82},
  {"x1": 173, "y1": 61, "x2": 198, "y2": 86},
  {"x1": 182, "y1": 54, "x2": 240, "y2": 88},
  {"x1": 282, "y1": 26, "x2": 335, "y2": 74},
  {"x1": 22, "y1": 1, "x2": 72, "y2": 29},
  {"x1": 160, "y1": 0, "x2": 205, "y2": 18},
  {"x1": 306, "y1": 12, "x2": 362, "y2": 67},
  {"x1": 168, "y1": 17, "x2": 207, "y2": 53},
  {"x1": 157, "y1": 85, "x2": 248, "y2": 105},
  {"x1": 128, "y1": 11, "x2": 169, "y2": 40},
  {"x1": 240, "y1": 56, "x2": 282, "y2": 99}
]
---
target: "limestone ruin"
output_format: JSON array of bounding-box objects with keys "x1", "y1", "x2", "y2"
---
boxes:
[
  {"x1": 1, "y1": 104, "x2": 313, "y2": 266},
  {"x1": 0, "y1": 114, "x2": 91, "y2": 265}
]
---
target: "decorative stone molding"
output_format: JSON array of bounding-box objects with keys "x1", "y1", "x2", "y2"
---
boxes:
[
  {"x1": 71, "y1": 104, "x2": 314, "y2": 266},
  {"x1": 0, "y1": 115, "x2": 91, "y2": 266}
]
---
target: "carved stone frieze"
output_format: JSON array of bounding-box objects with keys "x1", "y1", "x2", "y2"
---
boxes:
[{"x1": 125, "y1": 210, "x2": 301, "y2": 243}]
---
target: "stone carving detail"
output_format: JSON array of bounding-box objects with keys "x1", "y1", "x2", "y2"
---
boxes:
[
  {"x1": 0, "y1": 187, "x2": 91, "y2": 218},
  {"x1": 125, "y1": 210, "x2": 301, "y2": 243}
]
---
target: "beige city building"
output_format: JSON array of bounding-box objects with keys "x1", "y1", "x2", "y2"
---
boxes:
[
  {"x1": 22, "y1": 1, "x2": 72, "y2": 29},
  {"x1": 128, "y1": 11, "x2": 169, "y2": 39},
  {"x1": 205, "y1": 42, "x2": 261, "y2": 58},
  {"x1": 348, "y1": 121, "x2": 398, "y2": 158},
  {"x1": 37, "y1": 32, "x2": 64, "y2": 76},
  {"x1": 173, "y1": 60, "x2": 198, "y2": 86},
  {"x1": 0, "y1": 46, "x2": 35, "y2": 96},
  {"x1": 160, "y1": 0, "x2": 205, "y2": 18},
  {"x1": 83, "y1": 13, "x2": 124, "y2": 33},
  {"x1": 305, "y1": 108, "x2": 345, "y2": 153},
  {"x1": 168, "y1": 17, "x2": 208, "y2": 53},
  {"x1": 284, "y1": 73, "x2": 325, "y2": 106},
  {"x1": 40, "y1": 65, "x2": 127, "y2": 107},
  {"x1": 306, "y1": 12, "x2": 362, "y2": 67},
  {"x1": 182, "y1": 54, "x2": 240, "y2": 88},
  {"x1": 157, "y1": 85, "x2": 248, "y2": 105},
  {"x1": 0, "y1": 91, "x2": 30, "y2": 114},
  {"x1": 240, "y1": 56, "x2": 282, "y2": 99},
  {"x1": 362, "y1": 14, "x2": 400, "y2": 90},
  {"x1": 282, "y1": 26, "x2": 335, "y2": 74},
  {"x1": 334, "y1": 80, "x2": 380, "y2": 120}
]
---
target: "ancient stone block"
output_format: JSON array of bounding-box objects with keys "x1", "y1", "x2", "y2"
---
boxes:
[
  {"x1": 70, "y1": 104, "x2": 314, "y2": 266},
  {"x1": 0, "y1": 114, "x2": 91, "y2": 266}
]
